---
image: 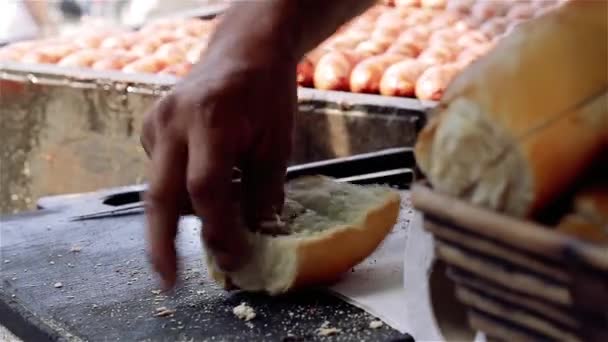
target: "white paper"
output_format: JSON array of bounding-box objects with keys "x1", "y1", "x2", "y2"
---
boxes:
[
  {"x1": 329, "y1": 193, "x2": 485, "y2": 342},
  {"x1": 329, "y1": 194, "x2": 413, "y2": 334}
]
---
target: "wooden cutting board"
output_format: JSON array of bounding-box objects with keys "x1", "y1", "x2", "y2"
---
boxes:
[{"x1": 0, "y1": 185, "x2": 413, "y2": 342}]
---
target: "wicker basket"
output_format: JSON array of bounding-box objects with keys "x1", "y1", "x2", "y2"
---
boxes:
[{"x1": 411, "y1": 184, "x2": 608, "y2": 342}]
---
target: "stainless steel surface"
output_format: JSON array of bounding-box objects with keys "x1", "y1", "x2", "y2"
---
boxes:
[
  {"x1": 70, "y1": 147, "x2": 416, "y2": 221},
  {"x1": 0, "y1": 63, "x2": 429, "y2": 214}
]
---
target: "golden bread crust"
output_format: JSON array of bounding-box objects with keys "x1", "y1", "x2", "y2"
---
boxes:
[
  {"x1": 205, "y1": 176, "x2": 401, "y2": 294},
  {"x1": 292, "y1": 191, "x2": 401, "y2": 288},
  {"x1": 415, "y1": 1, "x2": 608, "y2": 217}
]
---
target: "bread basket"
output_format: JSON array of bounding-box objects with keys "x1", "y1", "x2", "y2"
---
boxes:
[{"x1": 411, "y1": 184, "x2": 608, "y2": 342}]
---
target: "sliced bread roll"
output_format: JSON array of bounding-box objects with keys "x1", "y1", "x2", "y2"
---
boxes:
[
  {"x1": 205, "y1": 176, "x2": 401, "y2": 295},
  {"x1": 414, "y1": 0, "x2": 608, "y2": 217}
]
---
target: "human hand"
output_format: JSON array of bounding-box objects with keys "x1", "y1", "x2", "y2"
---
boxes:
[{"x1": 141, "y1": 39, "x2": 296, "y2": 289}]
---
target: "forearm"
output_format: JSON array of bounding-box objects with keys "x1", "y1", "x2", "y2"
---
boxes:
[
  {"x1": 207, "y1": 0, "x2": 375, "y2": 65},
  {"x1": 24, "y1": 1, "x2": 51, "y2": 29}
]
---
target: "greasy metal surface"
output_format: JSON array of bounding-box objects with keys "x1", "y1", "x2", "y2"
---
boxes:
[
  {"x1": 0, "y1": 63, "x2": 428, "y2": 214},
  {"x1": 0, "y1": 187, "x2": 414, "y2": 342}
]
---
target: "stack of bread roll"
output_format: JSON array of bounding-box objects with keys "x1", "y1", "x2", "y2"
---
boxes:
[{"x1": 413, "y1": 0, "x2": 607, "y2": 242}]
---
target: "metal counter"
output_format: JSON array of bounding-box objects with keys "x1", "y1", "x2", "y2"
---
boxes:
[{"x1": 0, "y1": 63, "x2": 430, "y2": 213}]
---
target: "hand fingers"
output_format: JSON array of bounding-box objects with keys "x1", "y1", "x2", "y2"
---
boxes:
[
  {"x1": 186, "y1": 123, "x2": 250, "y2": 272},
  {"x1": 242, "y1": 119, "x2": 293, "y2": 234},
  {"x1": 242, "y1": 155, "x2": 289, "y2": 234},
  {"x1": 145, "y1": 137, "x2": 187, "y2": 290}
]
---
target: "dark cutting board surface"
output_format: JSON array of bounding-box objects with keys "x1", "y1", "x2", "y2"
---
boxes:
[{"x1": 0, "y1": 185, "x2": 412, "y2": 342}]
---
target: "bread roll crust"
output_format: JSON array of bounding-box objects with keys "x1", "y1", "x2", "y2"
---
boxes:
[
  {"x1": 415, "y1": 1, "x2": 608, "y2": 217},
  {"x1": 205, "y1": 176, "x2": 401, "y2": 294}
]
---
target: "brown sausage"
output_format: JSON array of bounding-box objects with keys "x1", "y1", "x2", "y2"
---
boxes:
[
  {"x1": 155, "y1": 42, "x2": 187, "y2": 65},
  {"x1": 21, "y1": 44, "x2": 78, "y2": 64},
  {"x1": 57, "y1": 49, "x2": 102, "y2": 67},
  {"x1": 398, "y1": 26, "x2": 431, "y2": 42},
  {"x1": 394, "y1": 0, "x2": 421, "y2": 7},
  {"x1": 506, "y1": 4, "x2": 536, "y2": 21},
  {"x1": 313, "y1": 51, "x2": 362, "y2": 91},
  {"x1": 174, "y1": 37, "x2": 198, "y2": 52},
  {"x1": 325, "y1": 35, "x2": 364, "y2": 51},
  {"x1": 456, "y1": 31, "x2": 489, "y2": 48},
  {"x1": 297, "y1": 49, "x2": 326, "y2": 87},
  {"x1": 471, "y1": 1, "x2": 508, "y2": 20},
  {"x1": 429, "y1": 28, "x2": 461, "y2": 46},
  {"x1": 0, "y1": 47, "x2": 26, "y2": 62},
  {"x1": 404, "y1": 9, "x2": 436, "y2": 26},
  {"x1": 74, "y1": 31, "x2": 119, "y2": 49},
  {"x1": 91, "y1": 52, "x2": 138, "y2": 71},
  {"x1": 386, "y1": 41, "x2": 420, "y2": 58},
  {"x1": 122, "y1": 56, "x2": 167, "y2": 74},
  {"x1": 159, "y1": 62, "x2": 193, "y2": 77},
  {"x1": 376, "y1": 11, "x2": 403, "y2": 28},
  {"x1": 371, "y1": 25, "x2": 402, "y2": 42},
  {"x1": 297, "y1": 59, "x2": 315, "y2": 87},
  {"x1": 354, "y1": 40, "x2": 392, "y2": 57},
  {"x1": 174, "y1": 19, "x2": 216, "y2": 38},
  {"x1": 421, "y1": 0, "x2": 446, "y2": 9},
  {"x1": 417, "y1": 44, "x2": 458, "y2": 65},
  {"x1": 130, "y1": 37, "x2": 166, "y2": 57},
  {"x1": 100, "y1": 32, "x2": 141, "y2": 50},
  {"x1": 379, "y1": 59, "x2": 429, "y2": 97},
  {"x1": 415, "y1": 64, "x2": 460, "y2": 101},
  {"x1": 350, "y1": 54, "x2": 405, "y2": 93},
  {"x1": 359, "y1": 5, "x2": 385, "y2": 21},
  {"x1": 428, "y1": 11, "x2": 463, "y2": 30},
  {"x1": 445, "y1": 0, "x2": 476, "y2": 13},
  {"x1": 478, "y1": 17, "x2": 509, "y2": 38}
]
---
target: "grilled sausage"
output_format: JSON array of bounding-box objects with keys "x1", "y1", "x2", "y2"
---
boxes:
[
  {"x1": 421, "y1": 0, "x2": 447, "y2": 9},
  {"x1": 122, "y1": 56, "x2": 166, "y2": 74},
  {"x1": 415, "y1": 63, "x2": 460, "y2": 100},
  {"x1": 471, "y1": 0, "x2": 508, "y2": 20},
  {"x1": 446, "y1": 0, "x2": 476, "y2": 13},
  {"x1": 313, "y1": 51, "x2": 362, "y2": 91},
  {"x1": 507, "y1": 3, "x2": 536, "y2": 21},
  {"x1": 57, "y1": 49, "x2": 103, "y2": 67},
  {"x1": 379, "y1": 59, "x2": 429, "y2": 97},
  {"x1": 418, "y1": 44, "x2": 458, "y2": 65},
  {"x1": 350, "y1": 54, "x2": 404, "y2": 93},
  {"x1": 159, "y1": 62, "x2": 193, "y2": 77},
  {"x1": 21, "y1": 44, "x2": 78, "y2": 64},
  {"x1": 91, "y1": 52, "x2": 138, "y2": 71}
]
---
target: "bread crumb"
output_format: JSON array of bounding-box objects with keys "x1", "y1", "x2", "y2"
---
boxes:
[
  {"x1": 317, "y1": 327, "x2": 341, "y2": 336},
  {"x1": 232, "y1": 302, "x2": 256, "y2": 321},
  {"x1": 70, "y1": 246, "x2": 82, "y2": 253},
  {"x1": 369, "y1": 320, "x2": 383, "y2": 329},
  {"x1": 154, "y1": 307, "x2": 176, "y2": 317},
  {"x1": 317, "y1": 321, "x2": 341, "y2": 336},
  {"x1": 54, "y1": 282, "x2": 63, "y2": 288}
]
